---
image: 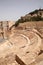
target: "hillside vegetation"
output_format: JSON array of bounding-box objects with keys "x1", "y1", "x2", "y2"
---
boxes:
[{"x1": 15, "y1": 9, "x2": 43, "y2": 27}]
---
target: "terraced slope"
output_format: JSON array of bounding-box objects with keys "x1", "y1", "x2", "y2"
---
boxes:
[{"x1": 0, "y1": 29, "x2": 42, "y2": 65}]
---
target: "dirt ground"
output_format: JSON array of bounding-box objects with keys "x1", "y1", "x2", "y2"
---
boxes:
[{"x1": 0, "y1": 21, "x2": 43, "y2": 65}]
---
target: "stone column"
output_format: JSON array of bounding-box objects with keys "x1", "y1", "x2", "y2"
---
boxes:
[{"x1": 3, "y1": 21, "x2": 9, "y2": 39}]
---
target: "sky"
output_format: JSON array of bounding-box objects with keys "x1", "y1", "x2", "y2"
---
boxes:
[{"x1": 0, "y1": 0, "x2": 43, "y2": 21}]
